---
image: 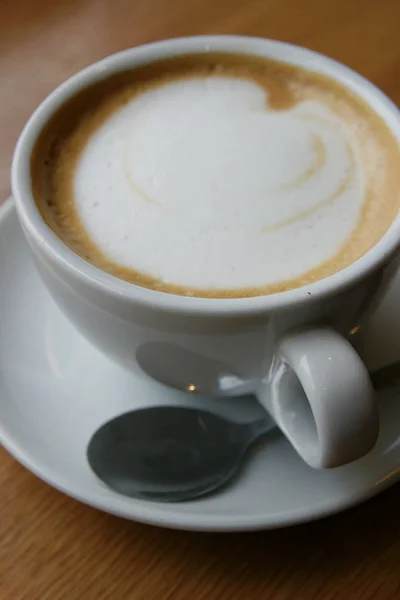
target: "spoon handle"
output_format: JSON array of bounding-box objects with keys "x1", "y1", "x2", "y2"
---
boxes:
[{"x1": 238, "y1": 416, "x2": 275, "y2": 445}]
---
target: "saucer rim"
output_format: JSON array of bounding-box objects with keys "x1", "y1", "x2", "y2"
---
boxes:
[{"x1": 3, "y1": 405, "x2": 398, "y2": 531}]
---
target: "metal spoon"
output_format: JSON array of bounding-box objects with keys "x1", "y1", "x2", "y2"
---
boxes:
[
  {"x1": 87, "y1": 361, "x2": 400, "y2": 502},
  {"x1": 87, "y1": 404, "x2": 274, "y2": 502}
]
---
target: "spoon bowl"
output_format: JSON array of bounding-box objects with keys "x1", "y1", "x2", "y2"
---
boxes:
[{"x1": 87, "y1": 404, "x2": 273, "y2": 502}]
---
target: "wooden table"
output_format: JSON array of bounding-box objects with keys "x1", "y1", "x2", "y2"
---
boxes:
[{"x1": 1, "y1": 0, "x2": 400, "y2": 598}]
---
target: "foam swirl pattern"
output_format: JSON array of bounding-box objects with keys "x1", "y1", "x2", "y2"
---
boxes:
[
  {"x1": 74, "y1": 78, "x2": 362, "y2": 289},
  {"x1": 32, "y1": 54, "x2": 400, "y2": 297}
]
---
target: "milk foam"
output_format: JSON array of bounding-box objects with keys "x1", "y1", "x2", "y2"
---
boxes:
[{"x1": 74, "y1": 76, "x2": 364, "y2": 289}]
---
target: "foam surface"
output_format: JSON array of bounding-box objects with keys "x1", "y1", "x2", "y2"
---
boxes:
[{"x1": 74, "y1": 76, "x2": 365, "y2": 289}]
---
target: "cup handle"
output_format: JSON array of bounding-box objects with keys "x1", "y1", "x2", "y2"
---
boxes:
[{"x1": 258, "y1": 327, "x2": 379, "y2": 468}]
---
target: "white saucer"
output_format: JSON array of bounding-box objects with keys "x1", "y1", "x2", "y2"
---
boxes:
[{"x1": 1, "y1": 199, "x2": 400, "y2": 532}]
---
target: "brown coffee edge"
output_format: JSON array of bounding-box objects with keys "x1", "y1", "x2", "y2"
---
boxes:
[{"x1": 31, "y1": 52, "x2": 400, "y2": 299}]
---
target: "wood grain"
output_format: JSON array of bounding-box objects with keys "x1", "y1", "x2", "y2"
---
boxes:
[{"x1": 1, "y1": 0, "x2": 400, "y2": 598}]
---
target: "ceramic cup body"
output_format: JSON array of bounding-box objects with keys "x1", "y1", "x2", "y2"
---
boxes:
[{"x1": 12, "y1": 36, "x2": 400, "y2": 468}]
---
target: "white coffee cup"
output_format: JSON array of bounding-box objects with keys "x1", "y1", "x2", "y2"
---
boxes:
[{"x1": 12, "y1": 36, "x2": 400, "y2": 469}]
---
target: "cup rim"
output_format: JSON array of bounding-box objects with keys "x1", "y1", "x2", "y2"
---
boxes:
[{"x1": 11, "y1": 35, "x2": 400, "y2": 317}]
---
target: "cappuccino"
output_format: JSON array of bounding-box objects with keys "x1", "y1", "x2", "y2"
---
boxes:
[{"x1": 32, "y1": 53, "x2": 400, "y2": 298}]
